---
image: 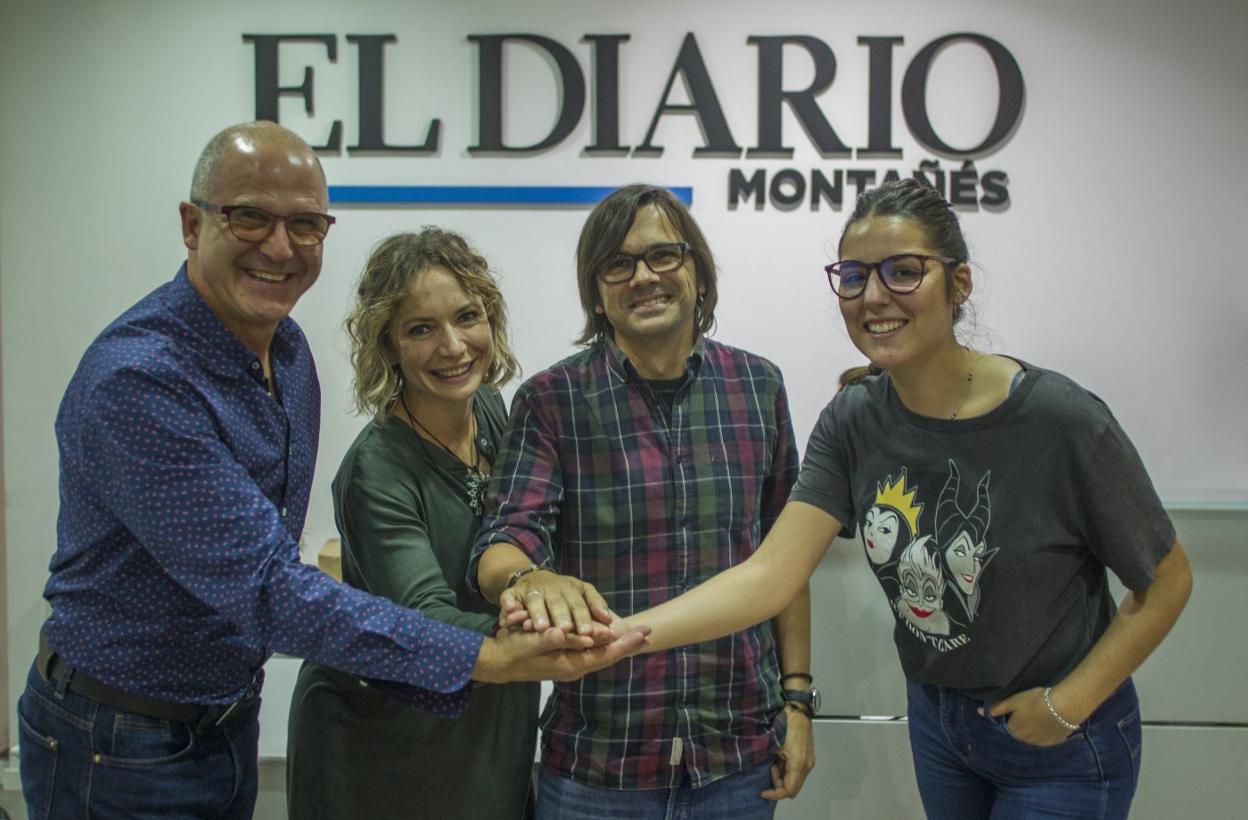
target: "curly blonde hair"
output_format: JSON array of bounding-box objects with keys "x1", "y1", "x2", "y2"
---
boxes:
[{"x1": 344, "y1": 228, "x2": 519, "y2": 417}]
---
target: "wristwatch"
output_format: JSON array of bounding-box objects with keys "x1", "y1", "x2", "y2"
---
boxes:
[{"x1": 782, "y1": 687, "x2": 821, "y2": 716}]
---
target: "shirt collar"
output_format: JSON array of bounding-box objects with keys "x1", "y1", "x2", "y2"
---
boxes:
[
  {"x1": 601, "y1": 334, "x2": 706, "y2": 384},
  {"x1": 162, "y1": 262, "x2": 298, "y2": 378}
]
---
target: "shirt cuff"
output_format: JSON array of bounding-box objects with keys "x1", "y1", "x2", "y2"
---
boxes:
[{"x1": 361, "y1": 675, "x2": 475, "y2": 719}]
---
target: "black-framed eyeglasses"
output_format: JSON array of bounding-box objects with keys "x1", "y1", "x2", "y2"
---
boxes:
[
  {"x1": 193, "y1": 200, "x2": 336, "y2": 246},
  {"x1": 598, "y1": 242, "x2": 692, "y2": 284},
  {"x1": 824, "y1": 254, "x2": 957, "y2": 300}
]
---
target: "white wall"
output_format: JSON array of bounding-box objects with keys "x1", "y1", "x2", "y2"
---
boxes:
[{"x1": 3, "y1": 0, "x2": 1246, "y2": 810}]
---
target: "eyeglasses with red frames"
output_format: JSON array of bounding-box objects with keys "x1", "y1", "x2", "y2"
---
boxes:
[
  {"x1": 193, "y1": 201, "x2": 336, "y2": 246},
  {"x1": 824, "y1": 254, "x2": 958, "y2": 300}
]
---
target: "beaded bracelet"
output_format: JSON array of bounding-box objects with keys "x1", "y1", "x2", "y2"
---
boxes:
[{"x1": 1042, "y1": 686, "x2": 1080, "y2": 731}]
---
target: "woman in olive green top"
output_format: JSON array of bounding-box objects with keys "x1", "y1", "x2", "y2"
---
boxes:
[{"x1": 287, "y1": 228, "x2": 538, "y2": 820}]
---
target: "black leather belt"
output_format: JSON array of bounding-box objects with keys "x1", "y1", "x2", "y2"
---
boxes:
[{"x1": 37, "y1": 628, "x2": 259, "y2": 730}]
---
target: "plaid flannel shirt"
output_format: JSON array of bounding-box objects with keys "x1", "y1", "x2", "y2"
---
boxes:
[{"x1": 470, "y1": 337, "x2": 798, "y2": 790}]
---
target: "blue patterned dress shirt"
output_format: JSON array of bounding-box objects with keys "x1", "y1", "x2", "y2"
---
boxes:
[{"x1": 43, "y1": 265, "x2": 480, "y2": 713}]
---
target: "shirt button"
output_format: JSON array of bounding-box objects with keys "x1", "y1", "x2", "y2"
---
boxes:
[
  {"x1": 251, "y1": 362, "x2": 261, "y2": 370},
  {"x1": 281, "y1": 507, "x2": 288, "y2": 517}
]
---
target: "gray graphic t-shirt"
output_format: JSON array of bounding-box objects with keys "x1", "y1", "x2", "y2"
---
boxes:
[{"x1": 790, "y1": 363, "x2": 1175, "y2": 701}]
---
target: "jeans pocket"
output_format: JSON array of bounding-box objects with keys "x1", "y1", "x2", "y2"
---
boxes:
[
  {"x1": 996, "y1": 715, "x2": 1085, "y2": 750},
  {"x1": 1115, "y1": 711, "x2": 1142, "y2": 784},
  {"x1": 23, "y1": 684, "x2": 91, "y2": 732},
  {"x1": 17, "y1": 703, "x2": 60, "y2": 820},
  {"x1": 96, "y1": 715, "x2": 197, "y2": 768}
]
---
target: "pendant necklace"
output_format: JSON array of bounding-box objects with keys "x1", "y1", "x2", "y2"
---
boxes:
[
  {"x1": 948, "y1": 370, "x2": 975, "y2": 420},
  {"x1": 398, "y1": 391, "x2": 489, "y2": 514}
]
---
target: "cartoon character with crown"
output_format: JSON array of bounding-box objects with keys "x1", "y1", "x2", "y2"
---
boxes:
[{"x1": 860, "y1": 469, "x2": 923, "y2": 567}]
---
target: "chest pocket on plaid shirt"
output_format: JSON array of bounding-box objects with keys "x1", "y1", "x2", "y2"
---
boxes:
[{"x1": 694, "y1": 428, "x2": 772, "y2": 557}]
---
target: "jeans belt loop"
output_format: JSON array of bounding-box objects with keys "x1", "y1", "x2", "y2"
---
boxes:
[
  {"x1": 38, "y1": 626, "x2": 73, "y2": 699},
  {"x1": 211, "y1": 674, "x2": 261, "y2": 729}
]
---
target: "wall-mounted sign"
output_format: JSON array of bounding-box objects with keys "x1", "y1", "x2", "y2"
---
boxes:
[{"x1": 245, "y1": 31, "x2": 1023, "y2": 209}]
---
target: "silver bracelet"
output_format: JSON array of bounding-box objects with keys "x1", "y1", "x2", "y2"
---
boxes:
[
  {"x1": 504, "y1": 563, "x2": 543, "y2": 590},
  {"x1": 1042, "y1": 686, "x2": 1080, "y2": 731}
]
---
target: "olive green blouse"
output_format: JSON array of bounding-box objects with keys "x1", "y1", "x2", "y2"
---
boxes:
[{"x1": 287, "y1": 388, "x2": 538, "y2": 820}]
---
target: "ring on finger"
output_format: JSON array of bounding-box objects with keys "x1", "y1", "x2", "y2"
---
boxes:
[{"x1": 524, "y1": 589, "x2": 543, "y2": 598}]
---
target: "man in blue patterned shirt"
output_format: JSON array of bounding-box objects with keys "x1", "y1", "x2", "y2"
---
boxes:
[
  {"x1": 472, "y1": 185, "x2": 814, "y2": 818},
  {"x1": 18, "y1": 121, "x2": 645, "y2": 820}
]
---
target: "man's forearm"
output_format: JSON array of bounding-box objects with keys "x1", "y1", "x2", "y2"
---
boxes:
[
  {"x1": 768, "y1": 583, "x2": 816, "y2": 800},
  {"x1": 773, "y1": 584, "x2": 812, "y2": 687},
  {"x1": 477, "y1": 542, "x2": 538, "y2": 605}
]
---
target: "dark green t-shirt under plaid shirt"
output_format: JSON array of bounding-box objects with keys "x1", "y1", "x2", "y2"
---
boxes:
[{"x1": 470, "y1": 337, "x2": 799, "y2": 790}]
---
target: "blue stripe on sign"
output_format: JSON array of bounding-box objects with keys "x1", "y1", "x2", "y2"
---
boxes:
[{"x1": 328, "y1": 185, "x2": 693, "y2": 206}]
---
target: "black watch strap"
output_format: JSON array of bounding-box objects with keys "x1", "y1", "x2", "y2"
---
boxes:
[{"x1": 782, "y1": 686, "x2": 821, "y2": 715}]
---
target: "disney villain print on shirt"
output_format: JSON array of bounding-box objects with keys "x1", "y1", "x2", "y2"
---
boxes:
[
  {"x1": 859, "y1": 460, "x2": 997, "y2": 651},
  {"x1": 861, "y1": 468, "x2": 923, "y2": 567}
]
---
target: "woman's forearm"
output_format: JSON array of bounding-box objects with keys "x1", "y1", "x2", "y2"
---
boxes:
[
  {"x1": 1051, "y1": 539, "x2": 1193, "y2": 723},
  {"x1": 626, "y1": 501, "x2": 841, "y2": 653}
]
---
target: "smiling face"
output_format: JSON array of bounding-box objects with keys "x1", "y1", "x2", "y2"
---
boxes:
[
  {"x1": 388, "y1": 266, "x2": 494, "y2": 413},
  {"x1": 837, "y1": 216, "x2": 971, "y2": 378},
  {"x1": 595, "y1": 204, "x2": 704, "y2": 363},
  {"x1": 895, "y1": 536, "x2": 950, "y2": 635},
  {"x1": 181, "y1": 135, "x2": 327, "y2": 356},
  {"x1": 944, "y1": 531, "x2": 986, "y2": 595}
]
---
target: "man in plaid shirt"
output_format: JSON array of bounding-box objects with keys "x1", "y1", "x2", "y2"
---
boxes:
[{"x1": 470, "y1": 184, "x2": 814, "y2": 818}]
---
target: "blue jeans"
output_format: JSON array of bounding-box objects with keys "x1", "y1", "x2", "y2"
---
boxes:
[
  {"x1": 17, "y1": 661, "x2": 260, "y2": 820},
  {"x1": 536, "y1": 761, "x2": 777, "y2": 820},
  {"x1": 906, "y1": 678, "x2": 1142, "y2": 819}
]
